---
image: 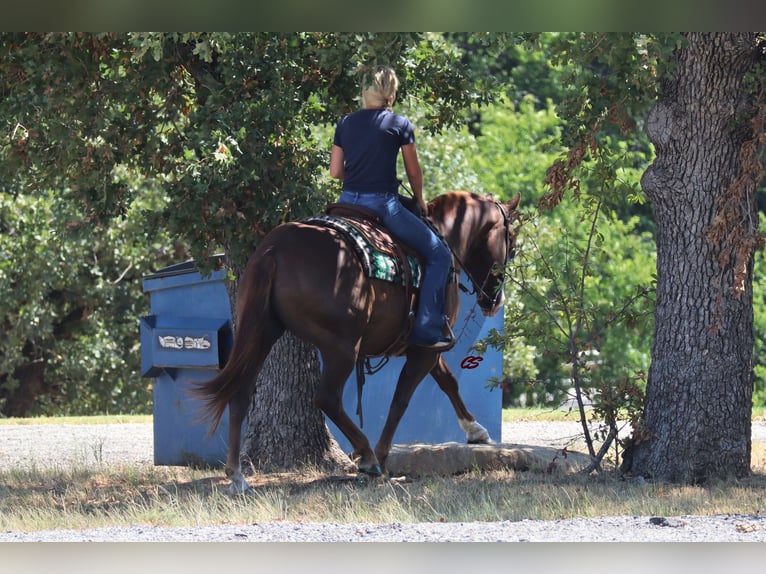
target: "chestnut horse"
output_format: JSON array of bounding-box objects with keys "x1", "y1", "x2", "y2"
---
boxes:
[{"x1": 192, "y1": 191, "x2": 520, "y2": 493}]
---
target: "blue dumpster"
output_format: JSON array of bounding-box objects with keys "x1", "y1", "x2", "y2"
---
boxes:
[
  {"x1": 140, "y1": 257, "x2": 232, "y2": 467},
  {"x1": 140, "y1": 259, "x2": 503, "y2": 467}
]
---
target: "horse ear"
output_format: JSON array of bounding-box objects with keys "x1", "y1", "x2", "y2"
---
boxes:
[{"x1": 506, "y1": 193, "x2": 521, "y2": 211}]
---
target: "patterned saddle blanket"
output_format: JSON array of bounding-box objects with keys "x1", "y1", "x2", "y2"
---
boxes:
[{"x1": 303, "y1": 204, "x2": 422, "y2": 289}]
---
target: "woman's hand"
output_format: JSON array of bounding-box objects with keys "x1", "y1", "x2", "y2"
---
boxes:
[{"x1": 418, "y1": 197, "x2": 428, "y2": 217}]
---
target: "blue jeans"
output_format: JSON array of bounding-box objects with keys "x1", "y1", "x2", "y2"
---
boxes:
[{"x1": 338, "y1": 191, "x2": 452, "y2": 343}]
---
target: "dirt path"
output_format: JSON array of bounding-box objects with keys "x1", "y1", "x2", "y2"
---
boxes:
[{"x1": 1, "y1": 420, "x2": 764, "y2": 472}]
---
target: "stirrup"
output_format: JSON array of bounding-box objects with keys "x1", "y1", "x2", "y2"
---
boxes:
[
  {"x1": 412, "y1": 323, "x2": 456, "y2": 352},
  {"x1": 413, "y1": 336, "x2": 454, "y2": 352}
]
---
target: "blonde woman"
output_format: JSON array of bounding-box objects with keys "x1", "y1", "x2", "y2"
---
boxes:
[{"x1": 330, "y1": 65, "x2": 453, "y2": 351}]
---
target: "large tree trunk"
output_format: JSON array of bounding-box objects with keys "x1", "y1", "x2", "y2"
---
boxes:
[
  {"x1": 223, "y1": 257, "x2": 351, "y2": 474},
  {"x1": 0, "y1": 344, "x2": 49, "y2": 417},
  {"x1": 240, "y1": 331, "x2": 352, "y2": 473},
  {"x1": 631, "y1": 33, "x2": 761, "y2": 483}
]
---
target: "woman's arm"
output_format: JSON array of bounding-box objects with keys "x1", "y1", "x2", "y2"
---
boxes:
[
  {"x1": 401, "y1": 142, "x2": 426, "y2": 214},
  {"x1": 330, "y1": 144, "x2": 345, "y2": 180}
]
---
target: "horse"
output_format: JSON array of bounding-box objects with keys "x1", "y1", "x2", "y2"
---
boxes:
[{"x1": 192, "y1": 191, "x2": 521, "y2": 493}]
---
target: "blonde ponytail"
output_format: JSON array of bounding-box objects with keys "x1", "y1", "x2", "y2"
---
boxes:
[{"x1": 361, "y1": 65, "x2": 399, "y2": 110}]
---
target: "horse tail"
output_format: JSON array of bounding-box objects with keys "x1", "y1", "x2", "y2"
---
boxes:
[{"x1": 190, "y1": 247, "x2": 278, "y2": 432}]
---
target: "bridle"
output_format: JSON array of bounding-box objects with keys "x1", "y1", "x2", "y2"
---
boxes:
[{"x1": 396, "y1": 183, "x2": 515, "y2": 311}]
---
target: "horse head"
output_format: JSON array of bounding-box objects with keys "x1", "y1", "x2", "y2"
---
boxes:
[{"x1": 429, "y1": 191, "x2": 521, "y2": 317}]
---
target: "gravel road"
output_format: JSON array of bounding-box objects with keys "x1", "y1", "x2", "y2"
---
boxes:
[
  {"x1": 2, "y1": 420, "x2": 766, "y2": 542},
  {"x1": 0, "y1": 420, "x2": 599, "y2": 472}
]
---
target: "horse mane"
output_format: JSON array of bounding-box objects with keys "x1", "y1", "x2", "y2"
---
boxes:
[
  {"x1": 429, "y1": 190, "x2": 496, "y2": 208},
  {"x1": 428, "y1": 191, "x2": 497, "y2": 239}
]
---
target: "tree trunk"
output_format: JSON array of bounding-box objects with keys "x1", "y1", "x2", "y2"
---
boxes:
[
  {"x1": 223, "y1": 255, "x2": 351, "y2": 474},
  {"x1": 0, "y1": 346, "x2": 49, "y2": 417},
  {"x1": 240, "y1": 331, "x2": 353, "y2": 473},
  {"x1": 631, "y1": 33, "x2": 761, "y2": 483}
]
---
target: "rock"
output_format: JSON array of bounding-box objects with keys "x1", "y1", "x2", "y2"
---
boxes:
[{"x1": 385, "y1": 441, "x2": 591, "y2": 477}]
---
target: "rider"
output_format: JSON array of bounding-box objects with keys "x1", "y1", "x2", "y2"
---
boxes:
[{"x1": 329, "y1": 65, "x2": 454, "y2": 351}]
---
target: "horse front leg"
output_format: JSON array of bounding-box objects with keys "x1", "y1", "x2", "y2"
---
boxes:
[
  {"x1": 430, "y1": 355, "x2": 491, "y2": 444},
  {"x1": 374, "y1": 351, "x2": 439, "y2": 473}
]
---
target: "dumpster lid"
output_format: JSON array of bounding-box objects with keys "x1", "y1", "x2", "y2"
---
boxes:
[{"x1": 143, "y1": 254, "x2": 225, "y2": 280}]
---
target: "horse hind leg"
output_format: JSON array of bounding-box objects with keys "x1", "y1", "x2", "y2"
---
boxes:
[
  {"x1": 431, "y1": 356, "x2": 491, "y2": 444},
  {"x1": 225, "y1": 386, "x2": 253, "y2": 494},
  {"x1": 313, "y1": 345, "x2": 380, "y2": 476},
  {"x1": 225, "y1": 318, "x2": 285, "y2": 494}
]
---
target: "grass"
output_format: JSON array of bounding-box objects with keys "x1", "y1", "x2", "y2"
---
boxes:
[
  {"x1": 1, "y1": 409, "x2": 765, "y2": 533},
  {"x1": 502, "y1": 406, "x2": 588, "y2": 422},
  {"x1": 502, "y1": 406, "x2": 766, "y2": 423},
  {"x1": 0, "y1": 414, "x2": 152, "y2": 426},
  {"x1": 1, "y1": 407, "x2": 760, "y2": 425},
  {"x1": 2, "y1": 455, "x2": 766, "y2": 533}
]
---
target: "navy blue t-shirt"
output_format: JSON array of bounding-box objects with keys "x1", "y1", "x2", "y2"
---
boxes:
[{"x1": 333, "y1": 108, "x2": 415, "y2": 195}]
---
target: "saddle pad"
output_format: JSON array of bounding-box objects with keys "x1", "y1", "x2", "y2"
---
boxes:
[{"x1": 303, "y1": 214, "x2": 422, "y2": 289}]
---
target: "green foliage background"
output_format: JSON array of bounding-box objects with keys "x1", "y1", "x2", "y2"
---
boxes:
[{"x1": 1, "y1": 32, "x2": 764, "y2": 416}]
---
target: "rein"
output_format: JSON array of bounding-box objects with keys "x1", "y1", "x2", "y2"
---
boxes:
[{"x1": 396, "y1": 181, "x2": 512, "y2": 308}]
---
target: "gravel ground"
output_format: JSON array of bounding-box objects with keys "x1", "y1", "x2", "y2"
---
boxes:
[
  {"x1": 0, "y1": 420, "x2": 596, "y2": 472},
  {"x1": 4, "y1": 515, "x2": 766, "y2": 542},
  {"x1": 2, "y1": 420, "x2": 766, "y2": 542}
]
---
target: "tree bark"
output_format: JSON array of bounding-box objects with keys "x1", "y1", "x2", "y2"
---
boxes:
[
  {"x1": 240, "y1": 331, "x2": 353, "y2": 473},
  {"x1": 631, "y1": 33, "x2": 761, "y2": 483},
  {"x1": 222, "y1": 255, "x2": 351, "y2": 474},
  {"x1": 0, "y1": 347, "x2": 48, "y2": 417}
]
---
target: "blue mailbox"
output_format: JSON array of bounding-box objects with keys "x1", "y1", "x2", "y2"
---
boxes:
[{"x1": 140, "y1": 257, "x2": 232, "y2": 467}]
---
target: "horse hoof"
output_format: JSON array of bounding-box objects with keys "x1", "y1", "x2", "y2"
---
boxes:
[
  {"x1": 227, "y1": 477, "x2": 251, "y2": 495},
  {"x1": 359, "y1": 464, "x2": 382, "y2": 477},
  {"x1": 467, "y1": 437, "x2": 491, "y2": 445}
]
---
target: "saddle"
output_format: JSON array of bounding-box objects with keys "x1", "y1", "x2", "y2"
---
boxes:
[
  {"x1": 304, "y1": 203, "x2": 421, "y2": 356},
  {"x1": 314, "y1": 204, "x2": 422, "y2": 291}
]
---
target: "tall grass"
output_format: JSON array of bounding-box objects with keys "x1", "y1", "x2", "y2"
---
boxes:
[
  {"x1": 1, "y1": 411, "x2": 764, "y2": 533},
  {"x1": 0, "y1": 414, "x2": 152, "y2": 426},
  {"x1": 2, "y1": 445, "x2": 765, "y2": 533}
]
